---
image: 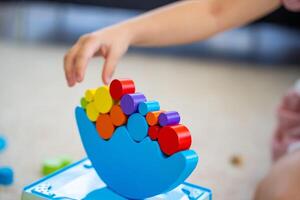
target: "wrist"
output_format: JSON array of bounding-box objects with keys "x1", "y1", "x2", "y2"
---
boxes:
[{"x1": 117, "y1": 20, "x2": 141, "y2": 46}]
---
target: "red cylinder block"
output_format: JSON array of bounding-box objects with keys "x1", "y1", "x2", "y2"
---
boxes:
[
  {"x1": 158, "y1": 125, "x2": 191, "y2": 156},
  {"x1": 109, "y1": 79, "x2": 135, "y2": 100},
  {"x1": 148, "y1": 126, "x2": 160, "y2": 140}
]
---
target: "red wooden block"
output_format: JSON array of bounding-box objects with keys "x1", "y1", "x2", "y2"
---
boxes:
[
  {"x1": 148, "y1": 126, "x2": 160, "y2": 140},
  {"x1": 158, "y1": 125, "x2": 191, "y2": 156},
  {"x1": 109, "y1": 79, "x2": 135, "y2": 100}
]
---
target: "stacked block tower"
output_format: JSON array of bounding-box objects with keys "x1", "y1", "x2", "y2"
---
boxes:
[{"x1": 80, "y1": 78, "x2": 192, "y2": 156}]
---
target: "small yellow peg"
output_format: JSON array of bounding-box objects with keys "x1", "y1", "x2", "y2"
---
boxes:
[
  {"x1": 85, "y1": 89, "x2": 97, "y2": 102},
  {"x1": 86, "y1": 102, "x2": 99, "y2": 122}
]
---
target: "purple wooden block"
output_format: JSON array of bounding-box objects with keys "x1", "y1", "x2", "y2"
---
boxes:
[
  {"x1": 158, "y1": 111, "x2": 180, "y2": 126},
  {"x1": 120, "y1": 93, "x2": 147, "y2": 115}
]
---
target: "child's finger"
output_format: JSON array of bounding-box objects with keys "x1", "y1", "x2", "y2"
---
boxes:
[
  {"x1": 278, "y1": 108, "x2": 300, "y2": 130},
  {"x1": 281, "y1": 90, "x2": 300, "y2": 112},
  {"x1": 102, "y1": 51, "x2": 120, "y2": 85},
  {"x1": 64, "y1": 46, "x2": 79, "y2": 87},
  {"x1": 74, "y1": 41, "x2": 101, "y2": 82}
]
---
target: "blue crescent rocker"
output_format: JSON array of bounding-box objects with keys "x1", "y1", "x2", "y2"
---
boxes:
[{"x1": 75, "y1": 107, "x2": 199, "y2": 199}]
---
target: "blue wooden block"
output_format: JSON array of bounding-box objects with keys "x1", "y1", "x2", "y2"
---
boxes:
[
  {"x1": 0, "y1": 167, "x2": 14, "y2": 185},
  {"x1": 75, "y1": 107, "x2": 198, "y2": 199},
  {"x1": 0, "y1": 136, "x2": 7, "y2": 152},
  {"x1": 138, "y1": 101, "x2": 160, "y2": 116},
  {"x1": 127, "y1": 113, "x2": 149, "y2": 142}
]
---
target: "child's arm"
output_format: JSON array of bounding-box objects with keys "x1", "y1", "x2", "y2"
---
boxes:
[{"x1": 64, "y1": 0, "x2": 281, "y2": 86}]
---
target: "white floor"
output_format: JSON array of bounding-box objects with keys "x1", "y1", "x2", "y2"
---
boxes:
[{"x1": 0, "y1": 41, "x2": 299, "y2": 200}]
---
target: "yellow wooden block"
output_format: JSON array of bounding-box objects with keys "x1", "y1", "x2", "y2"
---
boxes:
[
  {"x1": 94, "y1": 86, "x2": 114, "y2": 114},
  {"x1": 85, "y1": 89, "x2": 97, "y2": 102},
  {"x1": 86, "y1": 102, "x2": 99, "y2": 122}
]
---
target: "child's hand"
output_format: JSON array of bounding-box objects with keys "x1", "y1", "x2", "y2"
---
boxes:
[
  {"x1": 64, "y1": 25, "x2": 131, "y2": 86},
  {"x1": 64, "y1": 0, "x2": 281, "y2": 87},
  {"x1": 272, "y1": 89, "x2": 300, "y2": 161}
]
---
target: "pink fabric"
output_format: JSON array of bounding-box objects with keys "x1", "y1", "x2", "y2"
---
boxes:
[
  {"x1": 272, "y1": 90, "x2": 300, "y2": 161},
  {"x1": 282, "y1": 0, "x2": 300, "y2": 12}
]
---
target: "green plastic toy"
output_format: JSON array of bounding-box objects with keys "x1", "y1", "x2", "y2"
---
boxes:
[{"x1": 42, "y1": 156, "x2": 73, "y2": 176}]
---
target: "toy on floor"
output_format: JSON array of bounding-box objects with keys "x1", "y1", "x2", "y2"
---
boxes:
[
  {"x1": 76, "y1": 78, "x2": 198, "y2": 199},
  {"x1": 0, "y1": 136, "x2": 7, "y2": 152},
  {"x1": 42, "y1": 156, "x2": 73, "y2": 176},
  {"x1": 22, "y1": 158, "x2": 212, "y2": 200},
  {"x1": 22, "y1": 78, "x2": 212, "y2": 200},
  {"x1": 0, "y1": 167, "x2": 13, "y2": 185},
  {"x1": 0, "y1": 135, "x2": 14, "y2": 186}
]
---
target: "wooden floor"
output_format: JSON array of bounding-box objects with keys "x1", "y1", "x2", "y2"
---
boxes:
[{"x1": 0, "y1": 42, "x2": 299, "y2": 200}]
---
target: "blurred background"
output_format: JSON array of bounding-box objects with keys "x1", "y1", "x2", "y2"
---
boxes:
[
  {"x1": 0, "y1": 1, "x2": 299, "y2": 200},
  {"x1": 1, "y1": 1, "x2": 300, "y2": 63}
]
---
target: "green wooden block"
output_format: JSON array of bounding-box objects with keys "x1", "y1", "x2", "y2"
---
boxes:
[
  {"x1": 42, "y1": 159, "x2": 62, "y2": 176},
  {"x1": 80, "y1": 97, "x2": 88, "y2": 109},
  {"x1": 59, "y1": 156, "x2": 73, "y2": 167},
  {"x1": 42, "y1": 157, "x2": 73, "y2": 176}
]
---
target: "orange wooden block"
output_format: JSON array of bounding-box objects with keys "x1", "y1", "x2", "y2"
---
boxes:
[
  {"x1": 110, "y1": 105, "x2": 127, "y2": 126},
  {"x1": 96, "y1": 114, "x2": 115, "y2": 140},
  {"x1": 146, "y1": 111, "x2": 164, "y2": 126}
]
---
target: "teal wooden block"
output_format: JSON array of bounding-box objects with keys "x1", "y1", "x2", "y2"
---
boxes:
[
  {"x1": 127, "y1": 113, "x2": 149, "y2": 142},
  {"x1": 0, "y1": 136, "x2": 7, "y2": 152},
  {"x1": 138, "y1": 101, "x2": 160, "y2": 116},
  {"x1": 0, "y1": 167, "x2": 13, "y2": 185}
]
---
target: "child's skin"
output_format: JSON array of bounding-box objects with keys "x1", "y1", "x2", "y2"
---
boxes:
[
  {"x1": 64, "y1": 0, "x2": 300, "y2": 199},
  {"x1": 255, "y1": 150, "x2": 300, "y2": 200},
  {"x1": 64, "y1": 0, "x2": 281, "y2": 86}
]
